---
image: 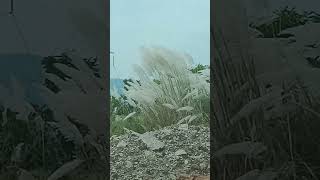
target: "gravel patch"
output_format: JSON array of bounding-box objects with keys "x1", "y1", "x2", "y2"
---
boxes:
[{"x1": 110, "y1": 124, "x2": 210, "y2": 180}]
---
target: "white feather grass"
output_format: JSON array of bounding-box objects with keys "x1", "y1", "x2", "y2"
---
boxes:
[{"x1": 124, "y1": 47, "x2": 209, "y2": 130}]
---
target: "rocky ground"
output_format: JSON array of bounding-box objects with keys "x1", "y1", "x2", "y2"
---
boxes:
[{"x1": 110, "y1": 123, "x2": 210, "y2": 180}]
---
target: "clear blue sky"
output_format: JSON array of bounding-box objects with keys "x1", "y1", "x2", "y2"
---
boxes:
[{"x1": 110, "y1": 0, "x2": 210, "y2": 79}]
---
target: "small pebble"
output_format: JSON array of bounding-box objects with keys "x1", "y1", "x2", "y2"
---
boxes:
[{"x1": 125, "y1": 161, "x2": 133, "y2": 168}]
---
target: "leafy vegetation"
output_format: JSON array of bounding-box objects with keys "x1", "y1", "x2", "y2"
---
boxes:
[
  {"x1": 250, "y1": 6, "x2": 320, "y2": 38},
  {"x1": 190, "y1": 64, "x2": 209, "y2": 74}
]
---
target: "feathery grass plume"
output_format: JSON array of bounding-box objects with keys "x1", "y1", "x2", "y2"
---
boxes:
[
  {"x1": 47, "y1": 159, "x2": 84, "y2": 180},
  {"x1": 124, "y1": 46, "x2": 209, "y2": 131},
  {"x1": 41, "y1": 51, "x2": 107, "y2": 137},
  {"x1": 122, "y1": 111, "x2": 136, "y2": 121}
]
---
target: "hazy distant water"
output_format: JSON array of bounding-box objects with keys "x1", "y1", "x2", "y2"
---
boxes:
[
  {"x1": 0, "y1": 53, "x2": 44, "y2": 104},
  {"x1": 110, "y1": 78, "x2": 124, "y2": 95}
]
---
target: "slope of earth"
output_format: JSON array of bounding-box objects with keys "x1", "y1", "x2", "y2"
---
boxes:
[{"x1": 110, "y1": 124, "x2": 210, "y2": 180}]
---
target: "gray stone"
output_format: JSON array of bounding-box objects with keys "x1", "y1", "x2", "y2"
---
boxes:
[
  {"x1": 125, "y1": 161, "x2": 133, "y2": 168},
  {"x1": 116, "y1": 140, "x2": 127, "y2": 148},
  {"x1": 175, "y1": 149, "x2": 187, "y2": 156},
  {"x1": 139, "y1": 132, "x2": 165, "y2": 151}
]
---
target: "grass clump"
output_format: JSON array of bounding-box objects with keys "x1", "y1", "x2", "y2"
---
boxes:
[
  {"x1": 0, "y1": 51, "x2": 108, "y2": 179},
  {"x1": 110, "y1": 47, "x2": 209, "y2": 135},
  {"x1": 110, "y1": 95, "x2": 146, "y2": 135},
  {"x1": 212, "y1": 6, "x2": 320, "y2": 179}
]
